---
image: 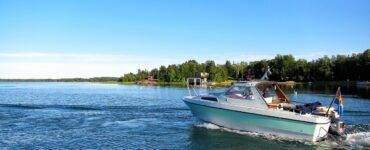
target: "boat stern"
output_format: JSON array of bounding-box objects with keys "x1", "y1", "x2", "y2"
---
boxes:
[{"x1": 312, "y1": 121, "x2": 331, "y2": 142}]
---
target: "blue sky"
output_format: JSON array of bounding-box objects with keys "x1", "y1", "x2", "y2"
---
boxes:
[{"x1": 0, "y1": 0, "x2": 369, "y2": 78}]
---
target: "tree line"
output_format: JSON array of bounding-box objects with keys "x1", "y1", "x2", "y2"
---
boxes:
[
  {"x1": 119, "y1": 49, "x2": 369, "y2": 83},
  {"x1": 0, "y1": 77, "x2": 119, "y2": 82}
]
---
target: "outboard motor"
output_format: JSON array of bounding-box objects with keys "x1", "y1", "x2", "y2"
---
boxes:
[
  {"x1": 329, "y1": 114, "x2": 346, "y2": 136},
  {"x1": 337, "y1": 121, "x2": 345, "y2": 134},
  {"x1": 327, "y1": 87, "x2": 346, "y2": 137}
]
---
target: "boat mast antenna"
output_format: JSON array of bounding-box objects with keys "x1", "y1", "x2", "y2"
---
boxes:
[{"x1": 260, "y1": 66, "x2": 271, "y2": 80}]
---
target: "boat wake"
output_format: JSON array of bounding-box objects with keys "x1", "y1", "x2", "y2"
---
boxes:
[
  {"x1": 195, "y1": 121, "x2": 370, "y2": 149},
  {"x1": 344, "y1": 132, "x2": 370, "y2": 149},
  {"x1": 341, "y1": 124, "x2": 370, "y2": 149},
  {"x1": 194, "y1": 122, "x2": 299, "y2": 142},
  {"x1": 194, "y1": 122, "x2": 221, "y2": 130}
]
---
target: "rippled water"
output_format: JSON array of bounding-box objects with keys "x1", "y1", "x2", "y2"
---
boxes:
[{"x1": 0, "y1": 82, "x2": 369, "y2": 149}]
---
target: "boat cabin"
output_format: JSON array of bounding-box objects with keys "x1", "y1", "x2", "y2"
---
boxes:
[
  {"x1": 221, "y1": 81, "x2": 326, "y2": 114},
  {"x1": 220, "y1": 81, "x2": 296, "y2": 110},
  {"x1": 186, "y1": 79, "x2": 325, "y2": 114}
]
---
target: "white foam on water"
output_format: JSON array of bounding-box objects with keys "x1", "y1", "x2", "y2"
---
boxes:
[
  {"x1": 345, "y1": 132, "x2": 370, "y2": 149},
  {"x1": 102, "y1": 118, "x2": 158, "y2": 128},
  {"x1": 194, "y1": 122, "x2": 370, "y2": 149},
  {"x1": 194, "y1": 122, "x2": 220, "y2": 130},
  {"x1": 194, "y1": 122, "x2": 307, "y2": 143},
  {"x1": 222, "y1": 127, "x2": 263, "y2": 137},
  {"x1": 194, "y1": 122, "x2": 267, "y2": 137},
  {"x1": 85, "y1": 116, "x2": 101, "y2": 121}
]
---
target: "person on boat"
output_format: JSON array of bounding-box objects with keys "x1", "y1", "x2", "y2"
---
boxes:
[{"x1": 262, "y1": 87, "x2": 269, "y2": 98}]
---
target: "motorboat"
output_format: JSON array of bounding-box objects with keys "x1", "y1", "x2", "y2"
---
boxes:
[{"x1": 183, "y1": 71, "x2": 345, "y2": 142}]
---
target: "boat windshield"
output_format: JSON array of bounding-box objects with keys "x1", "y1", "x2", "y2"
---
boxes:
[
  {"x1": 256, "y1": 82, "x2": 290, "y2": 104},
  {"x1": 225, "y1": 85, "x2": 253, "y2": 99},
  {"x1": 257, "y1": 84, "x2": 277, "y2": 98}
]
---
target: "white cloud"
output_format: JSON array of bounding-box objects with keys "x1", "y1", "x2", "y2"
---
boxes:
[
  {"x1": 0, "y1": 51, "x2": 342, "y2": 79},
  {"x1": 0, "y1": 52, "x2": 180, "y2": 79},
  {"x1": 0, "y1": 52, "x2": 178, "y2": 63}
]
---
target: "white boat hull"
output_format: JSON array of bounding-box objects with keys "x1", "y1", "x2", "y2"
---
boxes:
[{"x1": 184, "y1": 99, "x2": 330, "y2": 142}]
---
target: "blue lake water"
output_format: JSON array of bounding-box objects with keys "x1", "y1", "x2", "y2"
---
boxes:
[{"x1": 0, "y1": 82, "x2": 369, "y2": 149}]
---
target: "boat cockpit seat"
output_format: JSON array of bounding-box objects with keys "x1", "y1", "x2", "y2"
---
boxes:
[{"x1": 267, "y1": 98, "x2": 290, "y2": 108}]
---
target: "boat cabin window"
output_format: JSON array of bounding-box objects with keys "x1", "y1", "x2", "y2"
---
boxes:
[{"x1": 226, "y1": 85, "x2": 254, "y2": 99}]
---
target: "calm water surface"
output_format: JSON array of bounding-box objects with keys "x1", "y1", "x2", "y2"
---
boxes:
[{"x1": 0, "y1": 82, "x2": 369, "y2": 149}]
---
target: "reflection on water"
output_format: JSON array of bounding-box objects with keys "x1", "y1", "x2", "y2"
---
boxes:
[
  {"x1": 0, "y1": 82, "x2": 368, "y2": 149},
  {"x1": 280, "y1": 82, "x2": 370, "y2": 99}
]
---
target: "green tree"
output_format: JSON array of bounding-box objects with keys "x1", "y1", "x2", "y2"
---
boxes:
[
  {"x1": 359, "y1": 49, "x2": 370, "y2": 81},
  {"x1": 312, "y1": 56, "x2": 333, "y2": 81},
  {"x1": 120, "y1": 73, "x2": 138, "y2": 82},
  {"x1": 158, "y1": 66, "x2": 169, "y2": 82},
  {"x1": 210, "y1": 65, "x2": 228, "y2": 82},
  {"x1": 224, "y1": 60, "x2": 234, "y2": 79},
  {"x1": 269, "y1": 55, "x2": 295, "y2": 81},
  {"x1": 136, "y1": 69, "x2": 149, "y2": 81},
  {"x1": 179, "y1": 60, "x2": 200, "y2": 79},
  {"x1": 167, "y1": 64, "x2": 181, "y2": 82},
  {"x1": 150, "y1": 68, "x2": 159, "y2": 79},
  {"x1": 294, "y1": 59, "x2": 310, "y2": 81},
  {"x1": 250, "y1": 60, "x2": 269, "y2": 79},
  {"x1": 118, "y1": 49, "x2": 369, "y2": 83}
]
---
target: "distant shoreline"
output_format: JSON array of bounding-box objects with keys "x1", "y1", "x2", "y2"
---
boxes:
[
  {"x1": 125, "y1": 80, "x2": 369, "y2": 87},
  {"x1": 1, "y1": 77, "x2": 369, "y2": 88},
  {"x1": 2, "y1": 80, "x2": 367, "y2": 88},
  {"x1": 0, "y1": 77, "x2": 119, "y2": 83}
]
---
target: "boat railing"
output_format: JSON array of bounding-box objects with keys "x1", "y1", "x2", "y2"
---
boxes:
[{"x1": 187, "y1": 78, "x2": 203, "y2": 96}]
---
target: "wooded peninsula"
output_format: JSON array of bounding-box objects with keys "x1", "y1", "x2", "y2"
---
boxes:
[{"x1": 119, "y1": 49, "x2": 369, "y2": 83}]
